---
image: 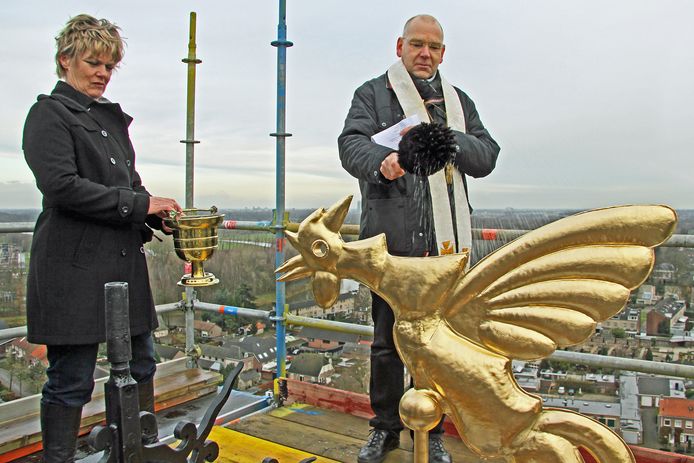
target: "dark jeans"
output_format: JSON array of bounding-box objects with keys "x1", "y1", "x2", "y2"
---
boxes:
[
  {"x1": 369, "y1": 292, "x2": 444, "y2": 435},
  {"x1": 42, "y1": 332, "x2": 156, "y2": 407}
]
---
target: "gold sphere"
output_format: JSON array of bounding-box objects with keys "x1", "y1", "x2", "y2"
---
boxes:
[{"x1": 399, "y1": 388, "x2": 443, "y2": 432}]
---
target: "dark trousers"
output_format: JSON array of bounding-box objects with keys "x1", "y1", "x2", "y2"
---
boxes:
[
  {"x1": 369, "y1": 292, "x2": 444, "y2": 434},
  {"x1": 42, "y1": 332, "x2": 156, "y2": 407}
]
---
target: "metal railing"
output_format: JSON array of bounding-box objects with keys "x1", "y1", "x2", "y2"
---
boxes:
[
  {"x1": 1, "y1": 1, "x2": 693, "y2": 411},
  {"x1": 2, "y1": 297, "x2": 693, "y2": 379},
  {"x1": 6, "y1": 219, "x2": 694, "y2": 248}
]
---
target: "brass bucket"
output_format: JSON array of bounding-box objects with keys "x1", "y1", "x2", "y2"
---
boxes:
[{"x1": 164, "y1": 207, "x2": 224, "y2": 287}]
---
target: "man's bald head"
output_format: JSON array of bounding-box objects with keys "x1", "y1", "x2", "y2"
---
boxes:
[{"x1": 403, "y1": 14, "x2": 444, "y2": 41}]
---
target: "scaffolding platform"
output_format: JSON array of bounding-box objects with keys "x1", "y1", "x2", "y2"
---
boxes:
[
  {"x1": 216, "y1": 379, "x2": 694, "y2": 463},
  {"x1": 0, "y1": 358, "x2": 220, "y2": 462},
  {"x1": 3, "y1": 375, "x2": 694, "y2": 462}
]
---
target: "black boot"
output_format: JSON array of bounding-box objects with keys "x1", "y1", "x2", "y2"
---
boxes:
[
  {"x1": 137, "y1": 380, "x2": 159, "y2": 445},
  {"x1": 40, "y1": 402, "x2": 82, "y2": 463},
  {"x1": 357, "y1": 429, "x2": 399, "y2": 463},
  {"x1": 428, "y1": 434, "x2": 452, "y2": 463}
]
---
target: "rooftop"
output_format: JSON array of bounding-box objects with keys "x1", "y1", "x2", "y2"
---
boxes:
[
  {"x1": 543, "y1": 397, "x2": 621, "y2": 418},
  {"x1": 659, "y1": 397, "x2": 694, "y2": 419},
  {"x1": 638, "y1": 376, "x2": 672, "y2": 396}
]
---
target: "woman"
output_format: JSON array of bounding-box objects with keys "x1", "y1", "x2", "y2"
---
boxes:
[{"x1": 22, "y1": 14, "x2": 181, "y2": 462}]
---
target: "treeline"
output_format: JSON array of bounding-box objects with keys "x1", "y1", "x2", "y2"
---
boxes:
[{"x1": 145, "y1": 234, "x2": 279, "y2": 308}]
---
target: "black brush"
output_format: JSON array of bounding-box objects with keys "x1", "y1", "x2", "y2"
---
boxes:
[{"x1": 398, "y1": 122, "x2": 457, "y2": 176}]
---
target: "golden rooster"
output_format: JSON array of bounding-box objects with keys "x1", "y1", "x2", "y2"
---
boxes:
[{"x1": 276, "y1": 195, "x2": 676, "y2": 463}]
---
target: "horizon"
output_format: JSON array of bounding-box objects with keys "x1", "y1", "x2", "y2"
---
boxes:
[{"x1": 2, "y1": 1, "x2": 693, "y2": 211}]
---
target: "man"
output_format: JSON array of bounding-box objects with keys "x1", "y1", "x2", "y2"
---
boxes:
[{"x1": 338, "y1": 14, "x2": 500, "y2": 463}]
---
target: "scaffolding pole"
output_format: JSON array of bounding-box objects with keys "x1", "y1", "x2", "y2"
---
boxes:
[
  {"x1": 270, "y1": 0, "x2": 293, "y2": 380},
  {"x1": 181, "y1": 11, "x2": 202, "y2": 368}
]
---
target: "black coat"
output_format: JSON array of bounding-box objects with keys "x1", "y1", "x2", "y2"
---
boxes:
[
  {"x1": 22, "y1": 81, "x2": 160, "y2": 345},
  {"x1": 338, "y1": 72, "x2": 500, "y2": 256}
]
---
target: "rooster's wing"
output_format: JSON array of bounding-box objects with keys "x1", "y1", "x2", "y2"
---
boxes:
[{"x1": 443, "y1": 205, "x2": 676, "y2": 360}]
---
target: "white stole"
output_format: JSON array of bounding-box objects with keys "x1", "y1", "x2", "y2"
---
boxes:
[{"x1": 387, "y1": 60, "x2": 472, "y2": 257}]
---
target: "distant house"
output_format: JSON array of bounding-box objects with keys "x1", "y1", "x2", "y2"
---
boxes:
[
  {"x1": 154, "y1": 343, "x2": 185, "y2": 362},
  {"x1": 287, "y1": 353, "x2": 335, "y2": 385},
  {"x1": 341, "y1": 342, "x2": 371, "y2": 360},
  {"x1": 638, "y1": 376, "x2": 673, "y2": 408},
  {"x1": 636, "y1": 284, "x2": 657, "y2": 305},
  {"x1": 620, "y1": 375, "x2": 643, "y2": 445},
  {"x1": 602, "y1": 307, "x2": 640, "y2": 334},
  {"x1": 647, "y1": 297, "x2": 686, "y2": 336},
  {"x1": 663, "y1": 285, "x2": 684, "y2": 301},
  {"x1": 639, "y1": 376, "x2": 685, "y2": 405},
  {"x1": 7, "y1": 337, "x2": 47, "y2": 367},
  {"x1": 237, "y1": 369, "x2": 261, "y2": 390},
  {"x1": 223, "y1": 335, "x2": 298, "y2": 371},
  {"x1": 583, "y1": 373, "x2": 617, "y2": 395},
  {"x1": 295, "y1": 326, "x2": 370, "y2": 353},
  {"x1": 199, "y1": 344, "x2": 261, "y2": 374},
  {"x1": 511, "y1": 361, "x2": 540, "y2": 392},
  {"x1": 543, "y1": 397, "x2": 621, "y2": 433},
  {"x1": 652, "y1": 263, "x2": 677, "y2": 283},
  {"x1": 288, "y1": 292, "x2": 355, "y2": 319},
  {"x1": 0, "y1": 243, "x2": 24, "y2": 269},
  {"x1": 658, "y1": 397, "x2": 694, "y2": 447},
  {"x1": 0, "y1": 338, "x2": 13, "y2": 356},
  {"x1": 153, "y1": 315, "x2": 170, "y2": 340},
  {"x1": 0, "y1": 291, "x2": 15, "y2": 304},
  {"x1": 237, "y1": 321, "x2": 268, "y2": 336},
  {"x1": 194, "y1": 320, "x2": 223, "y2": 339}
]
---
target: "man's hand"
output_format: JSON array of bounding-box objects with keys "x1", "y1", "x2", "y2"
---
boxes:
[{"x1": 380, "y1": 152, "x2": 406, "y2": 180}]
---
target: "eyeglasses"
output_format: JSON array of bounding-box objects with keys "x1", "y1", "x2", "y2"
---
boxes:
[{"x1": 406, "y1": 39, "x2": 444, "y2": 51}]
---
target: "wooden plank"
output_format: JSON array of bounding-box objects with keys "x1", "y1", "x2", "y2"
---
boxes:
[
  {"x1": 271, "y1": 404, "x2": 368, "y2": 442},
  {"x1": 208, "y1": 426, "x2": 340, "y2": 463},
  {"x1": 286, "y1": 378, "x2": 374, "y2": 421},
  {"x1": 227, "y1": 411, "x2": 405, "y2": 462},
  {"x1": 277, "y1": 404, "x2": 498, "y2": 463},
  {"x1": 0, "y1": 366, "x2": 220, "y2": 460},
  {"x1": 286, "y1": 379, "x2": 463, "y2": 438},
  {"x1": 0, "y1": 358, "x2": 189, "y2": 425},
  {"x1": 283, "y1": 382, "x2": 500, "y2": 462},
  {"x1": 227, "y1": 404, "x2": 497, "y2": 463}
]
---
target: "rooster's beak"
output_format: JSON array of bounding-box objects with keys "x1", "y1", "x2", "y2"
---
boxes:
[{"x1": 276, "y1": 254, "x2": 313, "y2": 282}]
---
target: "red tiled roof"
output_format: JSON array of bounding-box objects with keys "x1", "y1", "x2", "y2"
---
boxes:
[
  {"x1": 10, "y1": 337, "x2": 48, "y2": 366},
  {"x1": 194, "y1": 320, "x2": 220, "y2": 331},
  {"x1": 659, "y1": 397, "x2": 694, "y2": 419},
  {"x1": 30, "y1": 344, "x2": 47, "y2": 363}
]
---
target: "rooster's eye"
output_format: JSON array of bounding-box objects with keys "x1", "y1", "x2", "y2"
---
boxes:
[{"x1": 311, "y1": 240, "x2": 329, "y2": 258}]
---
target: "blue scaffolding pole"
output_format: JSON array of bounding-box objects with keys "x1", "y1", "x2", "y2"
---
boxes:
[{"x1": 271, "y1": 0, "x2": 293, "y2": 380}]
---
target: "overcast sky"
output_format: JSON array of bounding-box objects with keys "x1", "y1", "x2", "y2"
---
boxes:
[{"x1": 2, "y1": 1, "x2": 693, "y2": 211}]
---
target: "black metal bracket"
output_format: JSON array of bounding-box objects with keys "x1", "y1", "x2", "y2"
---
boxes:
[
  {"x1": 85, "y1": 282, "x2": 243, "y2": 463},
  {"x1": 85, "y1": 282, "x2": 320, "y2": 463}
]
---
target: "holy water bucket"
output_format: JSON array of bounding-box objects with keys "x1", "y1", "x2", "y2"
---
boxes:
[{"x1": 164, "y1": 206, "x2": 224, "y2": 286}]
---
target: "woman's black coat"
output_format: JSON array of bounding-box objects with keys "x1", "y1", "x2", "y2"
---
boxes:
[{"x1": 22, "y1": 81, "x2": 160, "y2": 345}]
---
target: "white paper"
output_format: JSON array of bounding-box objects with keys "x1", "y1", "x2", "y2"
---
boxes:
[{"x1": 370, "y1": 114, "x2": 422, "y2": 150}]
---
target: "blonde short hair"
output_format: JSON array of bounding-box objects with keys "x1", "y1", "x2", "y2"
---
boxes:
[{"x1": 55, "y1": 14, "x2": 125, "y2": 78}]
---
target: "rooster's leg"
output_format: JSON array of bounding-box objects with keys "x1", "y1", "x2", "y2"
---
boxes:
[{"x1": 399, "y1": 388, "x2": 444, "y2": 463}]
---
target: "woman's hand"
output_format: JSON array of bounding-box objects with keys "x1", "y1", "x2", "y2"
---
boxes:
[
  {"x1": 148, "y1": 196, "x2": 182, "y2": 217},
  {"x1": 148, "y1": 196, "x2": 182, "y2": 232}
]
